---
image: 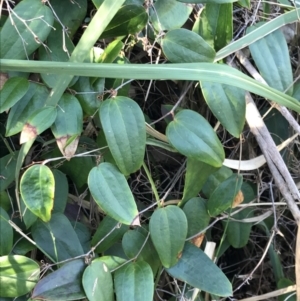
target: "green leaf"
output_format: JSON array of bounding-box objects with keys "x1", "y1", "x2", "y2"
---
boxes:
[
  {"x1": 47, "y1": 0, "x2": 87, "y2": 38},
  {"x1": 0, "y1": 191, "x2": 11, "y2": 211},
  {"x1": 0, "y1": 77, "x2": 29, "y2": 113},
  {"x1": 96, "y1": 40, "x2": 124, "y2": 63},
  {"x1": 96, "y1": 256, "x2": 127, "y2": 271},
  {"x1": 88, "y1": 162, "x2": 140, "y2": 225},
  {"x1": 238, "y1": 0, "x2": 250, "y2": 8},
  {"x1": 5, "y1": 83, "x2": 49, "y2": 137},
  {"x1": 51, "y1": 94, "x2": 83, "y2": 158},
  {"x1": 183, "y1": 197, "x2": 210, "y2": 238},
  {"x1": 166, "y1": 109, "x2": 225, "y2": 167},
  {"x1": 32, "y1": 259, "x2": 86, "y2": 301},
  {"x1": 31, "y1": 212, "x2": 84, "y2": 262},
  {"x1": 91, "y1": 215, "x2": 129, "y2": 253},
  {"x1": 180, "y1": 158, "x2": 217, "y2": 206},
  {"x1": 20, "y1": 106, "x2": 57, "y2": 144},
  {"x1": 149, "y1": 0, "x2": 193, "y2": 31},
  {"x1": 39, "y1": 22, "x2": 76, "y2": 88},
  {"x1": 20, "y1": 197, "x2": 38, "y2": 230},
  {"x1": 224, "y1": 182, "x2": 255, "y2": 248},
  {"x1": 100, "y1": 5, "x2": 148, "y2": 39},
  {"x1": 248, "y1": 23, "x2": 293, "y2": 94},
  {"x1": 202, "y1": 165, "x2": 232, "y2": 198},
  {"x1": 178, "y1": 0, "x2": 236, "y2": 3},
  {"x1": 207, "y1": 174, "x2": 243, "y2": 216},
  {"x1": 162, "y1": 28, "x2": 215, "y2": 63},
  {"x1": 201, "y1": 82, "x2": 245, "y2": 137},
  {"x1": 278, "y1": 278, "x2": 296, "y2": 301},
  {"x1": 149, "y1": 205, "x2": 187, "y2": 268},
  {"x1": 166, "y1": 242, "x2": 232, "y2": 297},
  {"x1": 82, "y1": 260, "x2": 113, "y2": 301},
  {"x1": 0, "y1": 255, "x2": 39, "y2": 298},
  {"x1": 0, "y1": 0, "x2": 54, "y2": 59},
  {"x1": 122, "y1": 229, "x2": 160, "y2": 274},
  {"x1": 0, "y1": 208, "x2": 13, "y2": 256},
  {"x1": 195, "y1": 3, "x2": 232, "y2": 51},
  {"x1": 114, "y1": 261, "x2": 154, "y2": 301},
  {"x1": 0, "y1": 152, "x2": 18, "y2": 192},
  {"x1": 100, "y1": 96, "x2": 146, "y2": 175},
  {"x1": 20, "y1": 164, "x2": 54, "y2": 222},
  {"x1": 52, "y1": 170, "x2": 68, "y2": 213}
]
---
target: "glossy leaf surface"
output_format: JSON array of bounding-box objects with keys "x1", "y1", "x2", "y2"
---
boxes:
[
  {"x1": 0, "y1": 77, "x2": 29, "y2": 113},
  {"x1": 166, "y1": 110, "x2": 225, "y2": 167},
  {"x1": 167, "y1": 243, "x2": 232, "y2": 296},
  {"x1": 82, "y1": 260, "x2": 113, "y2": 301},
  {"x1": 20, "y1": 164, "x2": 55, "y2": 222},
  {"x1": 162, "y1": 29, "x2": 215, "y2": 63},
  {"x1": 114, "y1": 261, "x2": 154, "y2": 301},
  {"x1": 0, "y1": 255, "x2": 39, "y2": 298},
  {"x1": 32, "y1": 259, "x2": 86, "y2": 300},
  {"x1": 88, "y1": 163, "x2": 140, "y2": 225},
  {"x1": 149, "y1": 205, "x2": 187, "y2": 268},
  {"x1": 100, "y1": 96, "x2": 146, "y2": 175}
]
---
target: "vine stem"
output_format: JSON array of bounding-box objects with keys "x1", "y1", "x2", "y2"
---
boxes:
[{"x1": 142, "y1": 162, "x2": 161, "y2": 207}]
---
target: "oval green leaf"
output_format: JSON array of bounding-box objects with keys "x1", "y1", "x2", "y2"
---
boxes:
[
  {"x1": 0, "y1": 77, "x2": 29, "y2": 113},
  {"x1": 166, "y1": 109, "x2": 225, "y2": 167},
  {"x1": 0, "y1": 0, "x2": 54, "y2": 59},
  {"x1": 5, "y1": 82, "x2": 49, "y2": 137},
  {"x1": 162, "y1": 28, "x2": 215, "y2": 63},
  {"x1": 100, "y1": 96, "x2": 146, "y2": 175},
  {"x1": 31, "y1": 212, "x2": 84, "y2": 262},
  {"x1": 51, "y1": 94, "x2": 83, "y2": 158},
  {"x1": 201, "y1": 82, "x2": 246, "y2": 137},
  {"x1": 32, "y1": 259, "x2": 86, "y2": 301},
  {"x1": 20, "y1": 106, "x2": 57, "y2": 144},
  {"x1": 100, "y1": 5, "x2": 148, "y2": 39},
  {"x1": 88, "y1": 162, "x2": 140, "y2": 225},
  {"x1": 20, "y1": 164, "x2": 55, "y2": 222},
  {"x1": 114, "y1": 261, "x2": 154, "y2": 301},
  {"x1": 248, "y1": 23, "x2": 293, "y2": 95},
  {"x1": 149, "y1": 205, "x2": 187, "y2": 268},
  {"x1": 0, "y1": 255, "x2": 40, "y2": 298},
  {"x1": 82, "y1": 260, "x2": 113, "y2": 301},
  {"x1": 166, "y1": 242, "x2": 232, "y2": 297},
  {"x1": 0, "y1": 207, "x2": 13, "y2": 256},
  {"x1": 183, "y1": 197, "x2": 210, "y2": 238},
  {"x1": 207, "y1": 173, "x2": 243, "y2": 217},
  {"x1": 149, "y1": 0, "x2": 192, "y2": 31}
]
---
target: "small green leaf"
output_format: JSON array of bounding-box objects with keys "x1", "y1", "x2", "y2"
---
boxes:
[
  {"x1": 100, "y1": 5, "x2": 148, "y2": 39},
  {"x1": 0, "y1": 77, "x2": 29, "y2": 113},
  {"x1": 248, "y1": 23, "x2": 293, "y2": 95},
  {"x1": 100, "y1": 96, "x2": 146, "y2": 175},
  {"x1": 180, "y1": 158, "x2": 217, "y2": 206},
  {"x1": 149, "y1": 0, "x2": 192, "y2": 31},
  {"x1": 114, "y1": 261, "x2": 154, "y2": 301},
  {"x1": 0, "y1": 152, "x2": 18, "y2": 192},
  {"x1": 88, "y1": 162, "x2": 140, "y2": 225},
  {"x1": 183, "y1": 197, "x2": 210, "y2": 238},
  {"x1": 162, "y1": 29, "x2": 215, "y2": 63},
  {"x1": 31, "y1": 213, "x2": 84, "y2": 262},
  {"x1": 207, "y1": 174, "x2": 243, "y2": 216},
  {"x1": 166, "y1": 242, "x2": 232, "y2": 297},
  {"x1": 32, "y1": 259, "x2": 86, "y2": 300},
  {"x1": 122, "y1": 229, "x2": 160, "y2": 274},
  {"x1": 166, "y1": 110, "x2": 225, "y2": 167},
  {"x1": 51, "y1": 94, "x2": 83, "y2": 158},
  {"x1": 149, "y1": 205, "x2": 187, "y2": 268},
  {"x1": 96, "y1": 40, "x2": 124, "y2": 63},
  {"x1": 20, "y1": 106, "x2": 57, "y2": 144},
  {"x1": 92, "y1": 215, "x2": 129, "y2": 253},
  {"x1": 82, "y1": 260, "x2": 113, "y2": 301},
  {"x1": 96, "y1": 256, "x2": 127, "y2": 271},
  {"x1": 0, "y1": 207, "x2": 13, "y2": 255},
  {"x1": 0, "y1": 255, "x2": 40, "y2": 298},
  {"x1": 5, "y1": 83, "x2": 49, "y2": 137},
  {"x1": 20, "y1": 164, "x2": 55, "y2": 222},
  {"x1": 0, "y1": 0, "x2": 54, "y2": 59},
  {"x1": 201, "y1": 82, "x2": 245, "y2": 137}
]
